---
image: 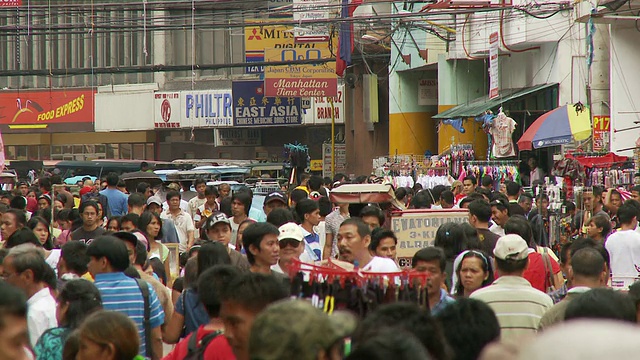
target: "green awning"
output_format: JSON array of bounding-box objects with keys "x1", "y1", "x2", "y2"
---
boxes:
[{"x1": 432, "y1": 83, "x2": 558, "y2": 119}]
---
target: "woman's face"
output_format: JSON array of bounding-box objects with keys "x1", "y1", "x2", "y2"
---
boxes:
[
  {"x1": 54, "y1": 200, "x2": 64, "y2": 211},
  {"x1": 587, "y1": 221, "x2": 602, "y2": 238},
  {"x1": 107, "y1": 220, "x2": 120, "y2": 233},
  {"x1": 147, "y1": 217, "x2": 161, "y2": 239},
  {"x1": 237, "y1": 223, "x2": 250, "y2": 244},
  {"x1": 1, "y1": 213, "x2": 19, "y2": 240},
  {"x1": 32, "y1": 222, "x2": 49, "y2": 245},
  {"x1": 459, "y1": 257, "x2": 488, "y2": 294},
  {"x1": 38, "y1": 198, "x2": 49, "y2": 210},
  {"x1": 27, "y1": 191, "x2": 36, "y2": 200},
  {"x1": 76, "y1": 336, "x2": 113, "y2": 360}
]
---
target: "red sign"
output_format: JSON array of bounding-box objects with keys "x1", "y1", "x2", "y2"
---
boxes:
[
  {"x1": 0, "y1": 89, "x2": 95, "y2": 133},
  {"x1": 0, "y1": 0, "x2": 21, "y2": 7},
  {"x1": 592, "y1": 115, "x2": 611, "y2": 152}
]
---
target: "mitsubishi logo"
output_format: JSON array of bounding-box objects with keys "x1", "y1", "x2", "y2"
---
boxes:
[{"x1": 248, "y1": 28, "x2": 262, "y2": 40}]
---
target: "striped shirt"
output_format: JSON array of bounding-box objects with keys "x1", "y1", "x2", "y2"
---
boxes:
[
  {"x1": 470, "y1": 276, "x2": 552, "y2": 340},
  {"x1": 301, "y1": 226, "x2": 322, "y2": 261},
  {"x1": 94, "y1": 272, "x2": 165, "y2": 357}
]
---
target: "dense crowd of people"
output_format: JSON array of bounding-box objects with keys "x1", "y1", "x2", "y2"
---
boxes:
[{"x1": 1, "y1": 170, "x2": 640, "y2": 360}]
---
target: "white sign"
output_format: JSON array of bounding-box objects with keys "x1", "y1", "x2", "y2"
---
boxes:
[
  {"x1": 154, "y1": 92, "x2": 181, "y2": 128},
  {"x1": 322, "y1": 142, "x2": 346, "y2": 178},
  {"x1": 181, "y1": 90, "x2": 234, "y2": 127},
  {"x1": 214, "y1": 128, "x2": 262, "y2": 147},
  {"x1": 293, "y1": 0, "x2": 330, "y2": 42},
  {"x1": 418, "y1": 79, "x2": 437, "y2": 106},
  {"x1": 303, "y1": 84, "x2": 345, "y2": 125},
  {"x1": 489, "y1": 32, "x2": 499, "y2": 99}
]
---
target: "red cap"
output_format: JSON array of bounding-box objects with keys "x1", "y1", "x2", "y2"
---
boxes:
[{"x1": 79, "y1": 186, "x2": 93, "y2": 196}]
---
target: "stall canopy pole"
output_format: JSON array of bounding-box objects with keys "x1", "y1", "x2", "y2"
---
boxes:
[{"x1": 331, "y1": 98, "x2": 336, "y2": 177}]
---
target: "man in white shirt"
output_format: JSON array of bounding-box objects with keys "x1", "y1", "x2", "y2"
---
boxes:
[
  {"x1": 490, "y1": 197, "x2": 509, "y2": 237},
  {"x1": 161, "y1": 190, "x2": 195, "y2": 252},
  {"x1": 605, "y1": 203, "x2": 640, "y2": 287},
  {"x1": 2, "y1": 245, "x2": 57, "y2": 347},
  {"x1": 335, "y1": 218, "x2": 399, "y2": 273}
]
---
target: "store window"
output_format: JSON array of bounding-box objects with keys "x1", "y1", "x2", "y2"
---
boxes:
[{"x1": 120, "y1": 144, "x2": 132, "y2": 160}]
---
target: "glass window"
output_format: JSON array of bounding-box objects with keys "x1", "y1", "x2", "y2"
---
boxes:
[
  {"x1": 106, "y1": 144, "x2": 118, "y2": 159},
  {"x1": 16, "y1": 146, "x2": 27, "y2": 160},
  {"x1": 133, "y1": 143, "x2": 144, "y2": 160},
  {"x1": 52, "y1": 145, "x2": 62, "y2": 155},
  {"x1": 120, "y1": 144, "x2": 132, "y2": 159},
  {"x1": 6, "y1": 146, "x2": 16, "y2": 160},
  {"x1": 96, "y1": 145, "x2": 106, "y2": 154},
  {"x1": 73, "y1": 145, "x2": 83, "y2": 154},
  {"x1": 62, "y1": 145, "x2": 73, "y2": 155},
  {"x1": 145, "y1": 143, "x2": 154, "y2": 160},
  {"x1": 27, "y1": 145, "x2": 39, "y2": 160},
  {"x1": 40, "y1": 145, "x2": 51, "y2": 160}
]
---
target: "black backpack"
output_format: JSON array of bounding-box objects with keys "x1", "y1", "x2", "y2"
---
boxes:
[{"x1": 184, "y1": 329, "x2": 223, "y2": 360}]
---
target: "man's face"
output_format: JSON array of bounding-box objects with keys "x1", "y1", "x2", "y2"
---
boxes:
[
  {"x1": 144, "y1": 187, "x2": 154, "y2": 199},
  {"x1": 231, "y1": 199, "x2": 245, "y2": 217},
  {"x1": 362, "y1": 215, "x2": 381, "y2": 231},
  {"x1": 196, "y1": 183, "x2": 207, "y2": 196},
  {"x1": 0, "y1": 314, "x2": 29, "y2": 360},
  {"x1": 519, "y1": 198, "x2": 532, "y2": 214},
  {"x1": 279, "y1": 239, "x2": 303, "y2": 262},
  {"x1": 18, "y1": 185, "x2": 28, "y2": 196},
  {"x1": 207, "y1": 223, "x2": 232, "y2": 245},
  {"x1": 463, "y1": 180, "x2": 474, "y2": 195},
  {"x1": 491, "y1": 206, "x2": 509, "y2": 227},
  {"x1": 611, "y1": 193, "x2": 623, "y2": 208},
  {"x1": 375, "y1": 237, "x2": 397, "y2": 260},
  {"x1": 251, "y1": 234, "x2": 279, "y2": 266},
  {"x1": 148, "y1": 203, "x2": 161, "y2": 214},
  {"x1": 583, "y1": 193, "x2": 595, "y2": 211},
  {"x1": 304, "y1": 209, "x2": 321, "y2": 227},
  {"x1": 206, "y1": 194, "x2": 217, "y2": 205},
  {"x1": 81, "y1": 206, "x2": 98, "y2": 227},
  {"x1": 121, "y1": 220, "x2": 136, "y2": 233},
  {"x1": 540, "y1": 198, "x2": 550, "y2": 213},
  {"x1": 219, "y1": 186, "x2": 231, "y2": 199},
  {"x1": 413, "y1": 260, "x2": 444, "y2": 297},
  {"x1": 1, "y1": 257, "x2": 26, "y2": 292},
  {"x1": 338, "y1": 224, "x2": 369, "y2": 263},
  {"x1": 632, "y1": 191, "x2": 640, "y2": 202},
  {"x1": 123, "y1": 241, "x2": 136, "y2": 265},
  {"x1": 263, "y1": 201, "x2": 286, "y2": 216},
  {"x1": 168, "y1": 196, "x2": 181, "y2": 211},
  {"x1": 1, "y1": 213, "x2": 18, "y2": 240},
  {"x1": 220, "y1": 302, "x2": 258, "y2": 360}
]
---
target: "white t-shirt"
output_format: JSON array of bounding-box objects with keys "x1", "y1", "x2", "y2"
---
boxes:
[
  {"x1": 362, "y1": 256, "x2": 400, "y2": 273},
  {"x1": 605, "y1": 229, "x2": 640, "y2": 278},
  {"x1": 490, "y1": 224, "x2": 506, "y2": 237},
  {"x1": 46, "y1": 249, "x2": 61, "y2": 277}
]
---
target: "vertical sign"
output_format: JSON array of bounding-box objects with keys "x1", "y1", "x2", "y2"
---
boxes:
[
  {"x1": 322, "y1": 142, "x2": 346, "y2": 178},
  {"x1": 489, "y1": 32, "x2": 499, "y2": 100},
  {"x1": 592, "y1": 115, "x2": 611, "y2": 152}
]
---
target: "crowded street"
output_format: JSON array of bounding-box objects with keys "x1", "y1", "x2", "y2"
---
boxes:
[{"x1": 1, "y1": 0, "x2": 640, "y2": 359}]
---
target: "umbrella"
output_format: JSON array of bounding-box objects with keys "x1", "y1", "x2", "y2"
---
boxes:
[
  {"x1": 120, "y1": 171, "x2": 163, "y2": 192},
  {"x1": 517, "y1": 104, "x2": 591, "y2": 150}
]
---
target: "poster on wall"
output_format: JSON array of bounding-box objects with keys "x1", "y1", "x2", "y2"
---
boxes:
[
  {"x1": 592, "y1": 115, "x2": 610, "y2": 153},
  {"x1": 232, "y1": 81, "x2": 302, "y2": 126},
  {"x1": 418, "y1": 79, "x2": 437, "y2": 106},
  {"x1": 154, "y1": 92, "x2": 181, "y2": 128}
]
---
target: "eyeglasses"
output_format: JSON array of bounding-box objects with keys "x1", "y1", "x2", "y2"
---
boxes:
[{"x1": 279, "y1": 239, "x2": 301, "y2": 249}]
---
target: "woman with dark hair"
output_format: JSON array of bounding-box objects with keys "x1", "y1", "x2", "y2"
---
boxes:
[
  {"x1": 434, "y1": 222, "x2": 470, "y2": 290},
  {"x1": 138, "y1": 211, "x2": 170, "y2": 278},
  {"x1": 73, "y1": 310, "x2": 139, "y2": 360},
  {"x1": 106, "y1": 216, "x2": 121, "y2": 233},
  {"x1": 27, "y1": 216, "x2": 55, "y2": 250},
  {"x1": 148, "y1": 256, "x2": 167, "y2": 286},
  {"x1": 587, "y1": 214, "x2": 611, "y2": 243},
  {"x1": 38, "y1": 194, "x2": 52, "y2": 210},
  {"x1": 163, "y1": 242, "x2": 231, "y2": 344},
  {"x1": 453, "y1": 250, "x2": 494, "y2": 297},
  {"x1": 35, "y1": 279, "x2": 103, "y2": 360}
]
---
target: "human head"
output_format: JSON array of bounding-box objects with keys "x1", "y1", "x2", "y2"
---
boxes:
[
  {"x1": 219, "y1": 272, "x2": 289, "y2": 360},
  {"x1": 454, "y1": 250, "x2": 494, "y2": 297},
  {"x1": 1, "y1": 209, "x2": 26, "y2": 240},
  {"x1": 536, "y1": 193, "x2": 550, "y2": 214},
  {"x1": 564, "y1": 288, "x2": 636, "y2": 324},
  {"x1": 205, "y1": 212, "x2": 233, "y2": 246},
  {"x1": 631, "y1": 185, "x2": 640, "y2": 201},
  {"x1": 135, "y1": 182, "x2": 153, "y2": 199},
  {"x1": 165, "y1": 190, "x2": 181, "y2": 211},
  {"x1": 412, "y1": 247, "x2": 447, "y2": 298},
  {"x1": 295, "y1": 199, "x2": 321, "y2": 227},
  {"x1": 120, "y1": 213, "x2": 140, "y2": 233},
  {"x1": 26, "y1": 216, "x2": 53, "y2": 250},
  {"x1": 289, "y1": 188, "x2": 308, "y2": 208},
  {"x1": 37, "y1": 194, "x2": 51, "y2": 211},
  {"x1": 146, "y1": 196, "x2": 163, "y2": 215},
  {"x1": 481, "y1": 175, "x2": 493, "y2": 189},
  {"x1": 218, "y1": 183, "x2": 231, "y2": 199},
  {"x1": 492, "y1": 234, "x2": 530, "y2": 276},
  {"x1": 250, "y1": 299, "x2": 357, "y2": 360},
  {"x1": 204, "y1": 185, "x2": 219, "y2": 203},
  {"x1": 570, "y1": 247, "x2": 607, "y2": 286},
  {"x1": 368, "y1": 227, "x2": 397, "y2": 261},
  {"x1": 194, "y1": 178, "x2": 207, "y2": 196},
  {"x1": 490, "y1": 196, "x2": 510, "y2": 228},
  {"x1": 505, "y1": 181, "x2": 521, "y2": 199},
  {"x1": 197, "y1": 242, "x2": 231, "y2": 279},
  {"x1": 104, "y1": 172, "x2": 119, "y2": 188},
  {"x1": 308, "y1": 175, "x2": 323, "y2": 192},
  {"x1": 0, "y1": 281, "x2": 29, "y2": 360},
  {"x1": 58, "y1": 241, "x2": 89, "y2": 278},
  {"x1": 86, "y1": 236, "x2": 130, "y2": 276},
  {"x1": 242, "y1": 222, "x2": 280, "y2": 266},
  {"x1": 3, "y1": 228, "x2": 40, "y2": 249},
  {"x1": 106, "y1": 216, "x2": 121, "y2": 233},
  {"x1": 617, "y1": 203, "x2": 638, "y2": 227},
  {"x1": 503, "y1": 215, "x2": 535, "y2": 247},
  {"x1": 440, "y1": 190, "x2": 454, "y2": 209},
  {"x1": 236, "y1": 220, "x2": 254, "y2": 247},
  {"x1": 138, "y1": 211, "x2": 163, "y2": 241},
  {"x1": 610, "y1": 189, "x2": 623, "y2": 208},
  {"x1": 462, "y1": 176, "x2": 477, "y2": 195},
  {"x1": 231, "y1": 191, "x2": 252, "y2": 217},
  {"x1": 266, "y1": 208, "x2": 296, "y2": 228},
  {"x1": 75, "y1": 310, "x2": 139, "y2": 360},
  {"x1": 587, "y1": 214, "x2": 612, "y2": 241},
  {"x1": 435, "y1": 298, "x2": 500, "y2": 360},
  {"x1": 199, "y1": 265, "x2": 241, "y2": 318},
  {"x1": 518, "y1": 194, "x2": 533, "y2": 214},
  {"x1": 9, "y1": 196, "x2": 26, "y2": 211},
  {"x1": 56, "y1": 279, "x2": 102, "y2": 329},
  {"x1": 433, "y1": 222, "x2": 468, "y2": 261},
  {"x1": 2, "y1": 245, "x2": 49, "y2": 298},
  {"x1": 79, "y1": 201, "x2": 100, "y2": 229},
  {"x1": 277, "y1": 223, "x2": 305, "y2": 265},
  {"x1": 359, "y1": 205, "x2": 385, "y2": 230},
  {"x1": 127, "y1": 193, "x2": 146, "y2": 214},
  {"x1": 351, "y1": 302, "x2": 450, "y2": 360},
  {"x1": 570, "y1": 237, "x2": 611, "y2": 278},
  {"x1": 338, "y1": 218, "x2": 372, "y2": 264},
  {"x1": 467, "y1": 199, "x2": 492, "y2": 226},
  {"x1": 38, "y1": 177, "x2": 52, "y2": 193},
  {"x1": 410, "y1": 190, "x2": 433, "y2": 209},
  {"x1": 528, "y1": 156, "x2": 538, "y2": 169}
]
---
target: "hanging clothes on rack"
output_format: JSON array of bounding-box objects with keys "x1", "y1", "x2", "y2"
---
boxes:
[
  {"x1": 489, "y1": 110, "x2": 517, "y2": 158},
  {"x1": 464, "y1": 161, "x2": 521, "y2": 185}
]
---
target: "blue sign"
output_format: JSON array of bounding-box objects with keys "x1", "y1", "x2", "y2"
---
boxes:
[{"x1": 232, "y1": 81, "x2": 302, "y2": 126}]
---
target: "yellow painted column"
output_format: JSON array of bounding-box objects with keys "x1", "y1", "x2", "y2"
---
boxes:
[
  {"x1": 436, "y1": 106, "x2": 489, "y2": 159},
  {"x1": 389, "y1": 112, "x2": 437, "y2": 156}
]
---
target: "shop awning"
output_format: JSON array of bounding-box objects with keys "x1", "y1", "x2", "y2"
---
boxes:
[{"x1": 432, "y1": 83, "x2": 558, "y2": 119}]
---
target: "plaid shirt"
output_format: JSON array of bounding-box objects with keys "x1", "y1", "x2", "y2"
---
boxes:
[{"x1": 548, "y1": 282, "x2": 568, "y2": 304}]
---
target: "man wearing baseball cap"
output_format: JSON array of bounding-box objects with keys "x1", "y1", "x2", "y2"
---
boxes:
[
  {"x1": 204, "y1": 212, "x2": 250, "y2": 272},
  {"x1": 262, "y1": 191, "x2": 288, "y2": 218},
  {"x1": 249, "y1": 299, "x2": 357, "y2": 360},
  {"x1": 470, "y1": 234, "x2": 553, "y2": 340},
  {"x1": 271, "y1": 223, "x2": 314, "y2": 275}
]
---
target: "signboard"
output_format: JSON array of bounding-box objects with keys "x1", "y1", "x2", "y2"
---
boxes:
[
  {"x1": 182, "y1": 90, "x2": 233, "y2": 127},
  {"x1": 592, "y1": 115, "x2": 610, "y2": 152},
  {"x1": 264, "y1": 48, "x2": 337, "y2": 97},
  {"x1": 418, "y1": 79, "x2": 437, "y2": 106},
  {"x1": 0, "y1": 0, "x2": 21, "y2": 6},
  {"x1": 232, "y1": 81, "x2": 302, "y2": 126},
  {"x1": 489, "y1": 32, "x2": 499, "y2": 100},
  {"x1": 244, "y1": 21, "x2": 337, "y2": 74},
  {"x1": 293, "y1": 0, "x2": 330, "y2": 42},
  {"x1": 214, "y1": 128, "x2": 262, "y2": 147},
  {"x1": 392, "y1": 210, "x2": 469, "y2": 268},
  {"x1": 310, "y1": 159, "x2": 323, "y2": 171},
  {"x1": 303, "y1": 84, "x2": 345, "y2": 125},
  {"x1": 154, "y1": 92, "x2": 181, "y2": 128},
  {"x1": 322, "y1": 142, "x2": 346, "y2": 178},
  {"x1": 0, "y1": 89, "x2": 95, "y2": 133}
]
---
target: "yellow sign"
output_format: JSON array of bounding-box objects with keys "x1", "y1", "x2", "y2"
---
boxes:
[
  {"x1": 392, "y1": 210, "x2": 469, "y2": 268},
  {"x1": 310, "y1": 160, "x2": 323, "y2": 171}
]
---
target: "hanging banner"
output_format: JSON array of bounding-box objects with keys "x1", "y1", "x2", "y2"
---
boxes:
[
  {"x1": 0, "y1": 89, "x2": 95, "y2": 133},
  {"x1": 154, "y1": 92, "x2": 181, "y2": 129},
  {"x1": 293, "y1": 0, "x2": 330, "y2": 43},
  {"x1": 232, "y1": 81, "x2": 302, "y2": 126},
  {"x1": 592, "y1": 115, "x2": 611, "y2": 152},
  {"x1": 264, "y1": 48, "x2": 337, "y2": 97},
  {"x1": 489, "y1": 32, "x2": 499, "y2": 100}
]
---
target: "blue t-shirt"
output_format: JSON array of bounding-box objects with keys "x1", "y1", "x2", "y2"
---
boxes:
[
  {"x1": 99, "y1": 188, "x2": 129, "y2": 216},
  {"x1": 175, "y1": 288, "x2": 209, "y2": 337}
]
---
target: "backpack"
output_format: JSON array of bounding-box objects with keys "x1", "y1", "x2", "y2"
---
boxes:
[{"x1": 184, "y1": 329, "x2": 223, "y2": 360}]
